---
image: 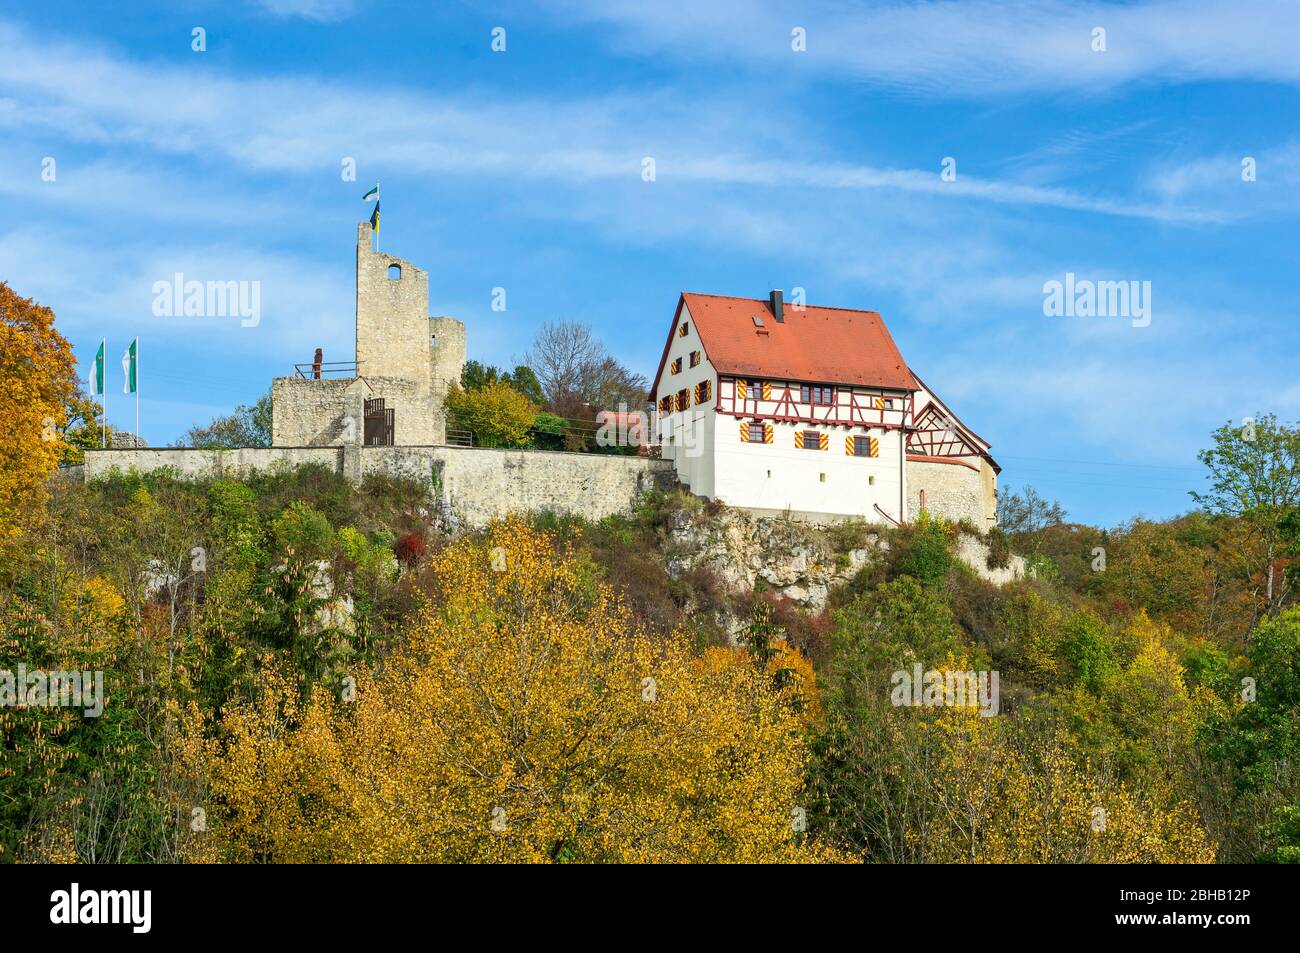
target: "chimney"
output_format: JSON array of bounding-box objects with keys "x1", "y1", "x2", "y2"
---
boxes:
[{"x1": 770, "y1": 289, "x2": 784, "y2": 323}]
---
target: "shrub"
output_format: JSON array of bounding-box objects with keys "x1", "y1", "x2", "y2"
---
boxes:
[
  {"x1": 394, "y1": 531, "x2": 428, "y2": 566},
  {"x1": 271, "y1": 500, "x2": 335, "y2": 561},
  {"x1": 984, "y1": 526, "x2": 1012, "y2": 570},
  {"x1": 895, "y1": 515, "x2": 952, "y2": 585}
]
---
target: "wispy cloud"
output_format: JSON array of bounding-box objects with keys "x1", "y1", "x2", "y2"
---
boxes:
[
  {"x1": 545, "y1": 0, "x2": 1300, "y2": 96},
  {"x1": 0, "y1": 19, "x2": 1226, "y2": 223},
  {"x1": 251, "y1": 0, "x2": 357, "y2": 22}
]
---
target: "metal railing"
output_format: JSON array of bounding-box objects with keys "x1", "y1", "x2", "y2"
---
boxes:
[{"x1": 294, "y1": 360, "x2": 359, "y2": 380}]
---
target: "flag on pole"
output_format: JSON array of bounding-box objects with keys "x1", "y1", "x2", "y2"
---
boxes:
[
  {"x1": 89, "y1": 340, "x2": 105, "y2": 396},
  {"x1": 362, "y1": 184, "x2": 379, "y2": 202},
  {"x1": 122, "y1": 338, "x2": 138, "y2": 393},
  {"x1": 369, "y1": 201, "x2": 380, "y2": 234}
]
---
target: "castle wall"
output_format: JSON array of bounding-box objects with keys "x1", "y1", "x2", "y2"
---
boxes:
[
  {"x1": 83, "y1": 446, "x2": 345, "y2": 481},
  {"x1": 271, "y1": 377, "x2": 352, "y2": 446},
  {"x1": 81, "y1": 446, "x2": 677, "y2": 528},
  {"x1": 906, "y1": 458, "x2": 992, "y2": 527}
]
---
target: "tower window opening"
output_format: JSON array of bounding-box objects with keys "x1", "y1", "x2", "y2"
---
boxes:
[{"x1": 388, "y1": 264, "x2": 401, "y2": 281}]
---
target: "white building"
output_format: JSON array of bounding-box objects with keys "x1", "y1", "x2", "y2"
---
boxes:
[{"x1": 650, "y1": 291, "x2": 999, "y2": 526}]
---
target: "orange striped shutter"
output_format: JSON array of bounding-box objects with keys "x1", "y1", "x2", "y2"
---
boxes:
[
  {"x1": 763, "y1": 423, "x2": 773, "y2": 443},
  {"x1": 869, "y1": 437, "x2": 879, "y2": 457},
  {"x1": 762, "y1": 381, "x2": 772, "y2": 399},
  {"x1": 737, "y1": 380, "x2": 747, "y2": 399},
  {"x1": 739, "y1": 421, "x2": 750, "y2": 442},
  {"x1": 818, "y1": 433, "x2": 829, "y2": 450},
  {"x1": 845, "y1": 435, "x2": 855, "y2": 455},
  {"x1": 794, "y1": 431, "x2": 804, "y2": 449}
]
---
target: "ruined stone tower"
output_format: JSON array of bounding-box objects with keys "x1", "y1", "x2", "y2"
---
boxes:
[{"x1": 271, "y1": 224, "x2": 466, "y2": 447}]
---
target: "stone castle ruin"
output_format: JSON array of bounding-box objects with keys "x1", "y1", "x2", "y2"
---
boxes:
[
  {"x1": 81, "y1": 223, "x2": 677, "y2": 528},
  {"x1": 271, "y1": 224, "x2": 467, "y2": 448},
  {"x1": 79, "y1": 222, "x2": 996, "y2": 538}
]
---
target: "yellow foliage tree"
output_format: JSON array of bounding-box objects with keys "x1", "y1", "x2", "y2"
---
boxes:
[
  {"x1": 0, "y1": 283, "x2": 76, "y2": 542},
  {"x1": 917, "y1": 704, "x2": 1216, "y2": 863},
  {"x1": 183, "y1": 520, "x2": 846, "y2": 863},
  {"x1": 444, "y1": 381, "x2": 537, "y2": 448}
]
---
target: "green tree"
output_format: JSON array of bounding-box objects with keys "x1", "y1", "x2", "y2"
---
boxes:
[
  {"x1": 1191, "y1": 414, "x2": 1300, "y2": 632},
  {"x1": 181, "y1": 391, "x2": 272, "y2": 449},
  {"x1": 460, "y1": 359, "x2": 502, "y2": 390}
]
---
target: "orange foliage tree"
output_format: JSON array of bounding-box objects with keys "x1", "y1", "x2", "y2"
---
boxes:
[{"x1": 0, "y1": 282, "x2": 76, "y2": 541}]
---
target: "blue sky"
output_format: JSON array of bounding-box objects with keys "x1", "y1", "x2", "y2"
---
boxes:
[{"x1": 4, "y1": 0, "x2": 1298, "y2": 526}]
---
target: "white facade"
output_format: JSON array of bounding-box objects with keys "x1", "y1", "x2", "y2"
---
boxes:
[{"x1": 655, "y1": 301, "x2": 913, "y2": 524}]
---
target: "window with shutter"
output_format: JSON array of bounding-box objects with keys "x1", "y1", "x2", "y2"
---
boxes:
[
  {"x1": 670, "y1": 357, "x2": 682, "y2": 374},
  {"x1": 675, "y1": 389, "x2": 689, "y2": 411},
  {"x1": 689, "y1": 351, "x2": 701, "y2": 367},
  {"x1": 658, "y1": 395, "x2": 671, "y2": 414},
  {"x1": 679, "y1": 322, "x2": 689, "y2": 337},
  {"x1": 694, "y1": 380, "x2": 712, "y2": 404}
]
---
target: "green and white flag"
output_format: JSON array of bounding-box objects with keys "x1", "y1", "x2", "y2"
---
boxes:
[
  {"x1": 362, "y1": 183, "x2": 379, "y2": 202},
  {"x1": 122, "y1": 338, "x2": 137, "y2": 394},
  {"x1": 89, "y1": 339, "x2": 105, "y2": 396}
]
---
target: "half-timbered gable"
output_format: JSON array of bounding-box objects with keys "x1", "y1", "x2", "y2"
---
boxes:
[{"x1": 649, "y1": 290, "x2": 998, "y2": 526}]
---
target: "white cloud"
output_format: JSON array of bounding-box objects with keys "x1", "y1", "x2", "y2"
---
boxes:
[
  {"x1": 545, "y1": 0, "x2": 1300, "y2": 96},
  {"x1": 252, "y1": 0, "x2": 357, "y2": 22},
  {"x1": 0, "y1": 19, "x2": 1224, "y2": 223}
]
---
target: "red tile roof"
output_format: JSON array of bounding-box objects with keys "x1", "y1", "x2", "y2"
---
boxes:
[{"x1": 653, "y1": 293, "x2": 919, "y2": 395}]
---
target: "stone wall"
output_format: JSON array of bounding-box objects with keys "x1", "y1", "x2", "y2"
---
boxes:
[
  {"x1": 81, "y1": 445, "x2": 677, "y2": 528},
  {"x1": 83, "y1": 446, "x2": 345, "y2": 481},
  {"x1": 271, "y1": 377, "x2": 353, "y2": 446},
  {"x1": 434, "y1": 448, "x2": 675, "y2": 528},
  {"x1": 906, "y1": 458, "x2": 990, "y2": 527}
]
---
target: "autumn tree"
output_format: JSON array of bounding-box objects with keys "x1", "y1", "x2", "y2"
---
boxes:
[
  {"x1": 184, "y1": 520, "x2": 842, "y2": 863},
  {"x1": 444, "y1": 381, "x2": 538, "y2": 448},
  {"x1": 0, "y1": 282, "x2": 77, "y2": 542}
]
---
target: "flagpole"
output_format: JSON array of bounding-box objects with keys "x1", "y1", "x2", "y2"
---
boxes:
[
  {"x1": 375, "y1": 179, "x2": 380, "y2": 254},
  {"x1": 135, "y1": 337, "x2": 140, "y2": 446},
  {"x1": 100, "y1": 337, "x2": 107, "y2": 449}
]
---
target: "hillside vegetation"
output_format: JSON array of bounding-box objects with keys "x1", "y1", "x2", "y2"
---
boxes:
[{"x1": 2, "y1": 280, "x2": 1298, "y2": 863}]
